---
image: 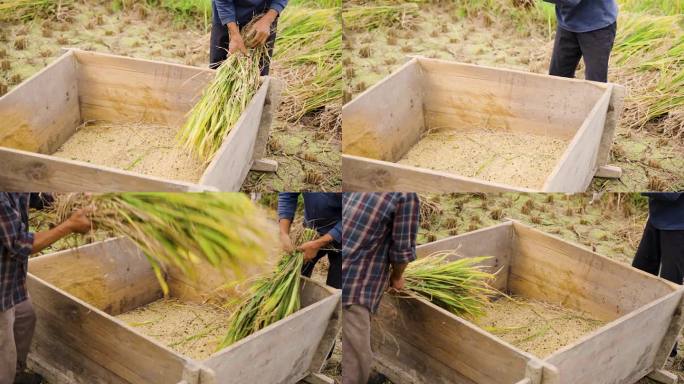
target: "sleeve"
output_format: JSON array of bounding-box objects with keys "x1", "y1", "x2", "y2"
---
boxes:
[
  {"x1": 277, "y1": 193, "x2": 300, "y2": 221},
  {"x1": 327, "y1": 220, "x2": 342, "y2": 243},
  {"x1": 269, "y1": 0, "x2": 288, "y2": 14},
  {"x1": 0, "y1": 197, "x2": 34, "y2": 260},
  {"x1": 214, "y1": 0, "x2": 237, "y2": 25},
  {"x1": 388, "y1": 193, "x2": 419, "y2": 264}
]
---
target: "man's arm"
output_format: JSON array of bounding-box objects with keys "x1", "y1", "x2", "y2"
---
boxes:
[
  {"x1": 388, "y1": 193, "x2": 420, "y2": 290},
  {"x1": 32, "y1": 209, "x2": 91, "y2": 254},
  {"x1": 277, "y1": 193, "x2": 300, "y2": 252},
  {"x1": 214, "y1": 0, "x2": 247, "y2": 54}
]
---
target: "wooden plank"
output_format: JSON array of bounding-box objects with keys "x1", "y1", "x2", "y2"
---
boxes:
[
  {"x1": 301, "y1": 373, "x2": 334, "y2": 384},
  {"x1": 27, "y1": 274, "x2": 193, "y2": 384},
  {"x1": 252, "y1": 78, "x2": 282, "y2": 161},
  {"x1": 302, "y1": 279, "x2": 342, "y2": 373},
  {"x1": 595, "y1": 165, "x2": 622, "y2": 179},
  {"x1": 416, "y1": 221, "x2": 514, "y2": 290},
  {"x1": 204, "y1": 280, "x2": 340, "y2": 384},
  {"x1": 510, "y1": 222, "x2": 677, "y2": 321},
  {"x1": 73, "y1": 50, "x2": 214, "y2": 127},
  {"x1": 342, "y1": 58, "x2": 425, "y2": 162},
  {"x1": 651, "y1": 295, "x2": 684, "y2": 372},
  {"x1": 0, "y1": 146, "x2": 206, "y2": 192},
  {"x1": 418, "y1": 58, "x2": 608, "y2": 139},
  {"x1": 0, "y1": 50, "x2": 80, "y2": 153},
  {"x1": 648, "y1": 370, "x2": 678, "y2": 384},
  {"x1": 371, "y1": 294, "x2": 535, "y2": 384},
  {"x1": 546, "y1": 289, "x2": 683, "y2": 384},
  {"x1": 29, "y1": 237, "x2": 162, "y2": 315},
  {"x1": 200, "y1": 78, "x2": 270, "y2": 191},
  {"x1": 541, "y1": 87, "x2": 612, "y2": 192},
  {"x1": 342, "y1": 154, "x2": 533, "y2": 192},
  {"x1": 251, "y1": 158, "x2": 278, "y2": 172},
  {"x1": 597, "y1": 84, "x2": 626, "y2": 167}
]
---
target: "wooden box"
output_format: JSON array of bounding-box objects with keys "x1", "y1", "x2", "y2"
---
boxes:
[
  {"x1": 0, "y1": 49, "x2": 280, "y2": 192},
  {"x1": 342, "y1": 57, "x2": 625, "y2": 192},
  {"x1": 26, "y1": 237, "x2": 341, "y2": 384},
  {"x1": 372, "y1": 221, "x2": 683, "y2": 384}
]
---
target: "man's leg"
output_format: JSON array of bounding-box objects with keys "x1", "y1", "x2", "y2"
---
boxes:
[
  {"x1": 0, "y1": 307, "x2": 17, "y2": 384},
  {"x1": 577, "y1": 22, "x2": 617, "y2": 82},
  {"x1": 633, "y1": 220, "x2": 661, "y2": 276},
  {"x1": 342, "y1": 304, "x2": 372, "y2": 384},
  {"x1": 549, "y1": 25, "x2": 583, "y2": 79},
  {"x1": 658, "y1": 230, "x2": 684, "y2": 285},
  {"x1": 209, "y1": 2, "x2": 229, "y2": 69},
  {"x1": 326, "y1": 247, "x2": 342, "y2": 289},
  {"x1": 13, "y1": 299, "x2": 36, "y2": 373}
]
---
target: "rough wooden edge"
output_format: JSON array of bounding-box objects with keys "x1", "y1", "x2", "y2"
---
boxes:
[
  {"x1": 414, "y1": 56, "x2": 611, "y2": 91},
  {"x1": 651, "y1": 292, "x2": 684, "y2": 371},
  {"x1": 541, "y1": 86, "x2": 612, "y2": 192},
  {"x1": 200, "y1": 77, "x2": 271, "y2": 190},
  {"x1": 0, "y1": 147, "x2": 210, "y2": 192},
  {"x1": 251, "y1": 158, "x2": 278, "y2": 172},
  {"x1": 597, "y1": 84, "x2": 626, "y2": 167},
  {"x1": 341, "y1": 154, "x2": 534, "y2": 192},
  {"x1": 648, "y1": 370, "x2": 678, "y2": 384},
  {"x1": 595, "y1": 165, "x2": 622, "y2": 179},
  {"x1": 309, "y1": 289, "x2": 342, "y2": 373},
  {"x1": 342, "y1": 57, "x2": 419, "y2": 109},
  {"x1": 301, "y1": 373, "x2": 335, "y2": 384},
  {"x1": 251, "y1": 77, "x2": 282, "y2": 167}
]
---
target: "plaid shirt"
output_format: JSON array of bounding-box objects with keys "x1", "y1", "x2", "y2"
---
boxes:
[
  {"x1": 0, "y1": 193, "x2": 34, "y2": 312},
  {"x1": 342, "y1": 193, "x2": 419, "y2": 313}
]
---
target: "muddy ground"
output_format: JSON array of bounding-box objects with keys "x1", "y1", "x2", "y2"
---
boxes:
[
  {"x1": 344, "y1": 3, "x2": 684, "y2": 192},
  {"x1": 0, "y1": 0, "x2": 341, "y2": 191}
]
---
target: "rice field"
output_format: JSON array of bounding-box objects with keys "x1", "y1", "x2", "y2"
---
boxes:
[
  {"x1": 343, "y1": 0, "x2": 684, "y2": 192},
  {"x1": 0, "y1": 0, "x2": 341, "y2": 191}
]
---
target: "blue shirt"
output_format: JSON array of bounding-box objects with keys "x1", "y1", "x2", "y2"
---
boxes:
[
  {"x1": 546, "y1": 0, "x2": 618, "y2": 33},
  {"x1": 644, "y1": 193, "x2": 684, "y2": 231},
  {"x1": 213, "y1": 0, "x2": 287, "y2": 27},
  {"x1": 278, "y1": 193, "x2": 342, "y2": 244},
  {"x1": 0, "y1": 193, "x2": 34, "y2": 312}
]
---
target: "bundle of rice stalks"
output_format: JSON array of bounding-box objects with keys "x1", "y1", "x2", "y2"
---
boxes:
[
  {"x1": 400, "y1": 252, "x2": 495, "y2": 318},
  {"x1": 342, "y1": 4, "x2": 418, "y2": 31},
  {"x1": 178, "y1": 34, "x2": 266, "y2": 161},
  {"x1": 0, "y1": 0, "x2": 71, "y2": 21},
  {"x1": 52, "y1": 193, "x2": 273, "y2": 295},
  {"x1": 218, "y1": 228, "x2": 318, "y2": 348}
]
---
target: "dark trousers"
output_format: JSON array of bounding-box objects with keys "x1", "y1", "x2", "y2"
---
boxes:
[
  {"x1": 209, "y1": 17, "x2": 277, "y2": 76},
  {"x1": 633, "y1": 221, "x2": 684, "y2": 284},
  {"x1": 301, "y1": 242, "x2": 342, "y2": 289},
  {"x1": 549, "y1": 22, "x2": 617, "y2": 83}
]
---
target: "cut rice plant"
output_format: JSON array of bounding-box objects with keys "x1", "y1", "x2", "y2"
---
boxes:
[
  {"x1": 219, "y1": 228, "x2": 319, "y2": 348},
  {"x1": 52, "y1": 193, "x2": 274, "y2": 295},
  {"x1": 0, "y1": 0, "x2": 72, "y2": 21},
  {"x1": 400, "y1": 252, "x2": 495, "y2": 318},
  {"x1": 178, "y1": 21, "x2": 267, "y2": 161}
]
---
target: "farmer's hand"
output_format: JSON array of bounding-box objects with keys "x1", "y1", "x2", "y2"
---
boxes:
[
  {"x1": 66, "y1": 208, "x2": 92, "y2": 234},
  {"x1": 246, "y1": 10, "x2": 277, "y2": 47},
  {"x1": 280, "y1": 232, "x2": 294, "y2": 253},
  {"x1": 389, "y1": 275, "x2": 405, "y2": 291},
  {"x1": 297, "y1": 240, "x2": 322, "y2": 262},
  {"x1": 229, "y1": 34, "x2": 248, "y2": 55}
]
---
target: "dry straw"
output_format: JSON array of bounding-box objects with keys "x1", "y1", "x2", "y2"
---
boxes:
[
  {"x1": 219, "y1": 227, "x2": 319, "y2": 348},
  {"x1": 400, "y1": 252, "x2": 495, "y2": 318},
  {"x1": 52, "y1": 193, "x2": 274, "y2": 295}
]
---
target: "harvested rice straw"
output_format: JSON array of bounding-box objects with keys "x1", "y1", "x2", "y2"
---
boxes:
[
  {"x1": 399, "y1": 252, "x2": 496, "y2": 318},
  {"x1": 52, "y1": 193, "x2": 274, "y2": 295},
  {"x1": 178, "y1": 22, "x2": 268, "y2": 161},
  {"x1": 219, "y1": 228, "x2": 319, "y2": 348}
]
